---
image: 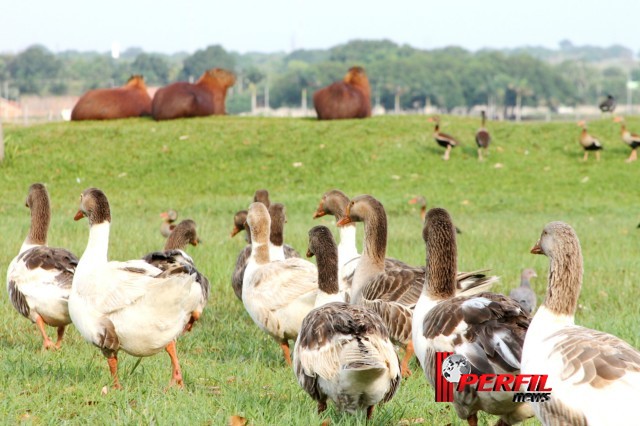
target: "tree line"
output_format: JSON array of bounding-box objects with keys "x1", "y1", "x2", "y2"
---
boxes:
[{"x1": 1, "y1": 40, "x2": 638, "y2": 114}]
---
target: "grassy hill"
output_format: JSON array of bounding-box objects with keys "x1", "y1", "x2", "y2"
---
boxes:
[{"x1": 0, "y1": 115, "x2": 638, "y2": 425}]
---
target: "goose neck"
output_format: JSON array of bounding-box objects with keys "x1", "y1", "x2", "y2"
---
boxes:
[
  {"x1": 250, "y1": 241, "x2": 270, "y2": 265},
  {"x1": 24, "y1": 195, "x2": 51, "y2": 249},
  {"x1": 543, "y1": 247, "x2": 582, "y2": 317},
  {"x1": 360, "y1": 212, "x2": 386, "y2": 268}
]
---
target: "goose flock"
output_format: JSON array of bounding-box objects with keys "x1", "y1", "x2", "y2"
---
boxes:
[{"x1": 6, "y1": 183, "x2": 640, "y2": 424}]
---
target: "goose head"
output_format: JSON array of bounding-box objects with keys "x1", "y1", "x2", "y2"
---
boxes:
[
  {"x1": 336, "y1": 194, "x2": 382, "y2": 227},
  {"x1": 531, "y1": 221, "x2": 583, "y2": 316},
  {"x1": 253, "y1": 189, "x2": 270, "y2": 208},
  {"x1": 160, "y1": 209, "x2": 178, "y2": 223},
  {"x1": 74, "y1": 188, "x2": 111, "y2": 225},
  {"x1": 313, "y1": 189, "x2": 350, "y2": 221},
  {"x1": 521, "y1": 268, "x2": 537, "y2": 284},
  {"x1": 268, "y1": 203, "x2": 287, "y2": 247},
  {"x1": 165, "y1": 219, "x2": 200, "y2": 251},
  {"x1": 423, "y1": 207, "x2": 458, "y2": 299},
  {"x1": 246, "y1": 202, "x2": 270, "y2": 245},
  {"x1": 230, "y1": 210, "x2": 248, "y2": 237},
  {"x1": 307, "y1": 225, "x2": 339, "y2": 296}
]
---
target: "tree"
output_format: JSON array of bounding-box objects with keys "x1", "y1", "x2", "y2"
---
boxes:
[
  {"x1": 131, "y1": 53, "x2": 170, "y2": 85},
  {"x1": 179, "y1": 45, "x2": 236, "y2": 81},
  {"x1": 244, "y1": 67, "x2": 264, "y2": 112},
  {"x1": 8, "y1": 45, "x2": 61, "y2": 95}
]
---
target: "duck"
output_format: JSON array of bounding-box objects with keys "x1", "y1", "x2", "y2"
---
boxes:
[
  {"x1": 577, "y1": 120, "x2": 603, "y2": 161},
  {"x1": 427, "y1": 116, "x2": 459, "y2": 160},
  {"x1": 242, "y1": 202, "x2": 318, "y2": 366},
  {"x1": 523, "y1": 221, "x2": 640, "y2": 425},
  {"x1": 412, "y1": 207, "x2": 533, "y2": 426},
  {"x1": 293, "y1": 225, "x2": 400, "y2": 419},
  {"x1": 475, "y1": 110, "x2": 492, "y2": 161},
  {"x1": 143, "y1": 219, "x2": 209, "y2": 332},
  {"x1": 613, "y1": 116, "x2": 640, "y2": 162},
  {"x1": 6, "y1": 183, "x2": 79, "y2": 350},
  {"x1": 408, "y1": 196, "x2": 462, "y2": 234},
  {"x1": 599, "y1": 94, "x2": 616, "y2": 113},
  {"x1": 69, "y1": 188, "x2": 198, "y2": 389},
  {"x1": 160, "y1": 209, "x2": 178, "y2": 238},
  {"x1": 231, "y1": 205, "x2": 300, "y2": 301},
  {"x1": 509, "y1": 268, "x2": 537, "y2": 315},
  {"x1": 336, "y1": 195, "x2": 498, "y2": 377}
]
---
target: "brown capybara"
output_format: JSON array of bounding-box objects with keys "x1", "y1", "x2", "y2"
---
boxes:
[
  {"x1": 313, "y1": 66, "x2": 371, "y2": 120},
  {"x1": 151, "y1": 68, "x2": 236, "y2": 120},
  {"x1": 71, "y1": 75, "x2": 152, "y2": 121}
]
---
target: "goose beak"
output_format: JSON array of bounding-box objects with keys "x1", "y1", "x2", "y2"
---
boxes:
[
  {"x1": 530, "y1": 240, "x2": 543, "y2": 255},
  {"x1": 160, "y1": 211, "x2": 169, "y2": 219},
  {"x1": 336, "y1": 216, "x2": 352, "y2": 227},
  {"x1": 230, "y1": 226, "x2": 241, "y2": 237},
  {"x1": 74, "y1": 210, "x2": 85, "y2": 221},
  {"x1": 312, "y1": 203, "x2": 326, "y2": 219},
  {"x1": 306, "y1": 249, "x2": 314, "y2": 258},
  {"x1": 408, "y1": 197, "x2": 418, "y2": 205},
  {"x1": 191, "y1": 238, "x2": 200, "y2": 246}
]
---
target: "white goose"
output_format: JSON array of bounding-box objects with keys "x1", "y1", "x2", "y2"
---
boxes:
[
  {"x1": 69, "y1": 188, "x2": 198, "y2": 389},
  {"x1": 143, "y1": 219, "x2": 210, "y2": 332},
  {"x1": 412, "y1": 207, "x2": 533, "y2": 425},
  {"x1": 294, "y1": 225, "x2": 400, "y2": 419},
  {"x1": 242, "y1": 202, "x2": 318, "y2": 366},
  {"x1": 524, "y1": 221, "x2": 640, "y2": 425},
  {"x1": 6, "y1": 183, "x2": 78, "y2": 350}
]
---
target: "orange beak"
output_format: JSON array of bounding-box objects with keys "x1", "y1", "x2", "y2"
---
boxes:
[
  {"x1": 408, "y1": 197, "x2": 418, "y2": 205},
  {"x1": 74, "y1": 210, "x2": 85, "y2": 221},
  {"x1": 230, "y1": 226, "x2": 242, "y2": 238},
  {"x1": 191, "y1": 238, "x2": 200, "y2": 246},
  {"x1": 306, "y1": 249, "x2": 314, "y2": 258},
  {"x1": 312, "y1": 202, "x2": 326, "y2": 219},
  {"x1": 160, "y1": 211, "x2": 169, "y2": 219},
  {"x1": 336, "y1": 216, "x2": 352, "y2": 227},
  {"x1": 530, "y1": 240, "x2": 543, "y2": 255}
]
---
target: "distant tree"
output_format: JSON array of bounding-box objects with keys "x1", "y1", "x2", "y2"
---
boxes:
[
  {"x1": 121, "y1": 47, "x2": 144, "y2": 60},
  {"x1": 179, "y1": 45, "x2": 236, "y2": 81},
  {"x1": 8, "y1": 45, "x2": 62, "y2": 95},
  {"x1": 131, "y1": 53, "x2": 170, "y2": 85},
  {"x1": 244, "y1": 67, "x2": 264, "y2": 111}
]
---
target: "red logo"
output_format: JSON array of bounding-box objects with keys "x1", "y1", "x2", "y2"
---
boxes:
[{"x1": 435, "y1": 352, "x2": 552, "y2": 403}]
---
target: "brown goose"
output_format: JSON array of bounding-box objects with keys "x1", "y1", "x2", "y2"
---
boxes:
[
  {"x1": 6, "y1": 183, "x2": 79, "y2": 350},
  {"x1": 428, "y1": 116, "x2": 459, "y2": 160},
  {"x1": 509, "y1": 268, "x2": 537, "y2": 315},
  {"x1": 242, "y1": 202, "x2": 318, "y2": 366},
  {"x1": 294, "y1": 225, "x2": 400, "y2": 419},
  {"x1": 143, "y1": 219, "x2": 210, "y2": 332},
  {"x1": 577, "y1": 120, "x2": 603, "y2": 161},
  {"x1": 160, "y1": 209, "x2": 178, "y2": 238},
  {"x1": 231, "y1": 205, "x2": 300, "y2": 301},
  {"x1": 475, "y1": 110, "x2": 491, "y2": 161},
  {"x1": 523, "y1": 221, "x2": 640, "y2": 425},
  {"x1": 614, "y1": 116, "x2": 640, "y2": 162},
  {"x1": 412, "y1": 208, "x2": 533, "y2": 426},
  {"x1": 253, "y1": 188, "x2": 271, "y2": 207},
  {"x1": 336, "y1": 195, "x2": 498, "y2": 377}
]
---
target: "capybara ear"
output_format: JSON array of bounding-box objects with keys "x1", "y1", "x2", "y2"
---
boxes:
[
  {"x1": 313, "y1": 66, "x2": 371, "y2": 120},
  {"x1": 151, "y1": 67, "x2": 235, "y2": 120},
  {"x1": 71, "y1": 77, "x2": 152, "y2": 121}
]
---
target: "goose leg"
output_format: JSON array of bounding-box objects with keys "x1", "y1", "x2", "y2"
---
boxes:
[
  {"x1": 317, "y1": 401, "x2": 327, "y2": 414},
  {"x1": 184, "y1": 311, "x2": 200, "y2": 333},
  {"x1": 443, "y1": 145, "x2": 452, "y2": 161},
  {"x1": 626, "y1": 149, "x2": 637, "y2": 163},
  {"x1": 279, "y1": 341, "x2": 292, "y2": 366},
  {"x1": 165, "y1": 340, "x2": 184, "y2": 388},
  {"x1": 583, "y1": 151, "x2": 588, "y2": 161},
  {"x1": 477, "y1": 148, "x2": 483, "y2": 161},
  {"x1": 467, "y1": 413, "x2": 478, "y2": 426},
  {"x1": 35, "y1": 315, "x2": 55, "y2": 350},
  {"x1": 55, "y1": 325, "x2": 66, "y2": 349},
  {"x1": 400, "y1": 341, "x2": 414, "y2": 377},
  {"x1": 366, "y1": 405, "x2": 375, "y2": 420},
  {"x1": 107, "y1": 355, "x2": 122, "y2": 389}
]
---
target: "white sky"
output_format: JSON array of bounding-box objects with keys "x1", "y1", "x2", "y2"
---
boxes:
[{"x1": 1, "y1": 0, "x2": 638, "y2": 55}]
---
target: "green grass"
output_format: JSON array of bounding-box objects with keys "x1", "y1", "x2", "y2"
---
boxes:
[{"x1": 0, "y1": 115, "x2": 638, "y2": 425}]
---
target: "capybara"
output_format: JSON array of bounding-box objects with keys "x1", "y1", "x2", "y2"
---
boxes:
[
  {"x1": 71, "y1": 75, "x2": 152, "y2": 120},
  {"x1": 313, "y1": 66, "x2": 371, "y2": 120},
  {"x1": 151, "y1": 68, "x2": 236, "y2": 120}
]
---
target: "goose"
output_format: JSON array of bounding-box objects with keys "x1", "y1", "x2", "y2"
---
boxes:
[
  {"x1": 427, "y1": 116, "x2": 459, "y2": 160},
  {"x1": 294, "y1": 225, "x2": 400, "y2": 419},
  {"x1": 475, "y1": 110, "x2": 491, "y2": 161},
  {"x1": 509, "y1": 268, "x2": 537, "y2": 315},
  {"x1": 6, "y1": 183, "x2": 78, "y2": 350},
  {"x1": 160, "y1": 209, "x2": 178, "y2": 238},
  {"x1": 523, "y1": 221, "x2": 640, "y2": 425},
  {"x1": 231, "y1": 206, "x2": 300, "y2": 301},
  {"x1": 143, "y1": 219, "x2": 209, "y2": 332},
  {"x1": 412, "y1": 207, "x2": 533, "y2": 426},
  {"x1": 408, "y1": 196, "x2": 462, "y2": 234},
  {"x1": 336, "y1": 195, "x2": 498, "y2": 377},
  {"x1": 599, "y1": 94, "x2": 616, "y2": 113},
  {"x1": 242, "y1": 202, "x2": 318, "y2": 366},
  {"x1": 613, "y1": 116, "x2": 640, "y2": 162},
  {"x1": 253, "y1": 188, "x2": 271, "y2": 207},
  {"x1": 70, "y1": 188, "x2": 198, "y2": 389},
  {"x1": 577, "y1": 120, "x2": 603, "y2": 161}
]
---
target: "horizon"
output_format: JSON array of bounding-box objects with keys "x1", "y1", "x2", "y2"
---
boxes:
[{"x1": 1, "y1": 0, "x2": 639, "y2": 56}]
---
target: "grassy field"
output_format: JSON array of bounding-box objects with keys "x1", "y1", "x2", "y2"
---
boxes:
[{"x1": 0, "y1": 115, "x2": 638, "y2": 425}]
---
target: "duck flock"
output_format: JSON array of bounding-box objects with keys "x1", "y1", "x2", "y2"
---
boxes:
[{"x1": 6, "y1": 179, "x2": 640, "y2": 425}]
